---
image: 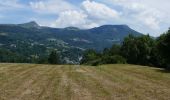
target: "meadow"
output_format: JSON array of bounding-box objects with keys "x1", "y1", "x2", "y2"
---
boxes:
[{"x1": 0, "y1": 63, "x2": 170, "y2": 100}]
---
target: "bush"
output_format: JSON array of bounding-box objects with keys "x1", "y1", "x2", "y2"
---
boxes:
[
  {"x1": 91, "y1": 59, "x2": 102, "y2": 66},
  {"x1": 102, "y1": 55, "x2": 126, "y2": 64},
  {"x1": 81, "y1": 49, "x2": 101, "y2": 64}
]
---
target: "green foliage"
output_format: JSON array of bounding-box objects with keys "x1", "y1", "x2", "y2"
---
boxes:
[
  {"x1": 102, "y1": 45, "x2": 121, "y2": 56},
  {"x1": 81, "y1": 49, "x2": 101, "y2": 65},
  {"x1": 37, "y1": 56, "x2": 48, "y2": 64},
  {"x1": 48, "y1": 50, "x2": 60, "y2": 64},
  {"x1": 0, "y1": 48, "x2": 26, "y2": 63},
  {"x1": 121, "y1": 34, "x2": 156, "y2": 66},
  {"x1": 81, "y1": 45, "x2": 126, "y2": 66},
  {"x1": 121, "y1": 34, "x2": 139, "y2": 64},
  {"x1": 0, "y1": 21, "x2": 170, "y2": 71},
  {"x1": 90, "y1": 59, "x2": 102, "y2": 66},
  {"x1": 102, "y1": 55, "x2": 126, "y2": 64},
  {"x1": 102, "y1": 45, "x2": 126, "y2": 64},
  {"x1": 157, "y1": 29, "x2": 170, "y2": 69},
  {"x1": 81, "y1": 31, "x2": 170, "y2": 71}
]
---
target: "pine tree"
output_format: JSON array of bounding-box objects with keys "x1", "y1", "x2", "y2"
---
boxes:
[{"x1": 48, "y1": 51, "x2": 60, "y2": 64}]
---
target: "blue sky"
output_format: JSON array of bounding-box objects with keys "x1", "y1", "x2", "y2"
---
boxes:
[{"x1": 0, "y1": 0, "x2": 170, "y2": 36}]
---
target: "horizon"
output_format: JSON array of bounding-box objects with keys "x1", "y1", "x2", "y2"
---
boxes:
[
  {"x1": 0, "y1": 0, "x2": 170, "y2": 36},
  {"x1": 1, "y1": 20, "x2": 130, "y2": 29}
]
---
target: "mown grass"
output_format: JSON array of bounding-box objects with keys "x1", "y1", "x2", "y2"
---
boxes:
[{"x1": 0, "y1": 63, "x2": 170, "y2": 100}]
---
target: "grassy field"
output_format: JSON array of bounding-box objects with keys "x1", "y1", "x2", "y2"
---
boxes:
[{"x1": 0, "y1": 63, "x2": 170, "y2": 100}]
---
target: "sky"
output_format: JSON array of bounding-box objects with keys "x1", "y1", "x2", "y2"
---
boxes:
[{"x1": 0, "y1": 0, "x2": 170, "y2": 36}]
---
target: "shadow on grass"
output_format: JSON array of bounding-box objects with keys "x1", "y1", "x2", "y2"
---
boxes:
[{"x1": 155, "y1": 68, "x2": 170, "y2": 73}]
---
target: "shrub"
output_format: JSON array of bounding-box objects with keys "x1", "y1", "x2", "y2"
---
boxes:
[{"x1": 102, "y1": 55, "x2": 126, "y2": 64}]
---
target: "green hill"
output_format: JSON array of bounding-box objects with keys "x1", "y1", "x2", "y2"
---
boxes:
[
  {"x1": 0, "y1": 63, "x2": 169, "y2": 100},
  {"x1": 0, "y1": 21, "x2": 142, "y2": 63}
]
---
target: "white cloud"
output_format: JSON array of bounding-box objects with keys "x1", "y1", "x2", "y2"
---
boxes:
[
  {"x1": 113, "y1": 0, "x2": 161, "y2": 28},
  {"x1": 30, "y1": 0, "x2": 76, "y2": 14},
  {"x1": 53, "y1": 10, "x2": 99, "y2": 29},
  {"x1": 0, "y1": 0, "x2": 169, "y2": 36},
  {"x1": 83, "y1": 22, "x2": 99, "y2": 29},
  {"x1": 54, "y1": 10, "x2": 86, "y2": 28},
  {"x1": 30, "y1": 1, "x2": 45, "y2": 10},
  {"x1": 52, "y1": 0, "x2": 121, "y2": 29},
  {"x1": 29, "y1": 0, "x2": 120, "y2": 29},
  {"x1": 82, "y1": 0, "x2": 119, "y2": 20},
  {"x1": 29, "y1": 0, "x2": 168, "y2": 36},
  {"x1": 134, "y1": 10, "x2": 160, "y2": 30},
  {"x1": 104, "y1": 0, "x2": 167, "y2": 36}
]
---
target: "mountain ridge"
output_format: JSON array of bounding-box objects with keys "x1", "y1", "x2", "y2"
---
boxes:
[
  {"x1": 12, "y1": 21, "x2": 139, "y2": 32},
  {"x1": 0, "y1": 21, "x2": 143, "y2": 63}
]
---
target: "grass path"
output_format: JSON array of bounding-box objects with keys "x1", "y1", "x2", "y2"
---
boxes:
[{"x1": 0, "y1": 63, "x2": 170, "y2": 100}]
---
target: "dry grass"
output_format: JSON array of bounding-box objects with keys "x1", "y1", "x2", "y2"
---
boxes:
[{"x1": 0, "y1": 63, "x2": 170, "y2": 100}]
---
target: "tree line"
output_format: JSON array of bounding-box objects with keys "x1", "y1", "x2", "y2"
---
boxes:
[
  {"x1": 0, "y1": 28, "x2": 170, "y2": 70},
  {"x1": 81, "y1": 29, "x2": 170, "y2": 70},
  {"x1": 0, "y1": 48, "x2": 61, "y2": 64}
]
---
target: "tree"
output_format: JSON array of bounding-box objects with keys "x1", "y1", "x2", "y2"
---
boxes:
[
  {"x1": 109, "y1": 45, "x2": 121, "y2": 56},
  {"x1": 80, "y1": 49, "x2": 101, "y2": 65},
  {"x1": 121, "y1": 34, "x2": 139, "y2": 64},
  {"x1": 136, "y1": 35, "x2": 155, "y2": 65},
  {"x1": 102, "y1": 45, "x2": 121, "y2": 57},
  {"x1": 121, "y1": 34, "x2": 156, "y2": 66},
  {"x1": 157, "y1": 29, "x2": 170, "y2": 69},
  {"x1": 102, "y1": 45, "x2": 126, "y2": 64},
  {"x1": 48, "y1": 50, "x2": 60, "y2": 64}
]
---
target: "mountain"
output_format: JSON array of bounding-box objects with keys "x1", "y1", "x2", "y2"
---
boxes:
[
  {"x1": 0, "y1": 21, "x2": 142, "y2": 63},
  {"x1": 18, "y1": 21, "x2": 40, "y2": 28}
]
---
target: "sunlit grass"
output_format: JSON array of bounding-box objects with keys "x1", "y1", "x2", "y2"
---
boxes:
[{"x1": 0, "y1": 63, "x2": 170, "y2": 100}]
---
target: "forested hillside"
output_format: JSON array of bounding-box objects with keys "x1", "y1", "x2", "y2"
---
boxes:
[
  {"x1": 81, "y1": 29, "x2": 170, "y2": 70},
  {"x1": 0, "y1": 21, "x2": 142, "y2": 64}
]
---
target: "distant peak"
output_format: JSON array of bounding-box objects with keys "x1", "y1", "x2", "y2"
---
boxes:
[
  {"x1": 18, "y1": 21, "x2": 39, "y2": 28},
  {"x1": 99, "y1": 24, "x2": 129, "y2": 28},
  {"x1": 27, "y1": 21, "x2": 38, "y2": 25},
  {"x1": 64, "y1": 27, "x2": 80, "y2": 30},
  {"x1": 23, "y1": 21, "x2": 39, "y2": 26}
]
